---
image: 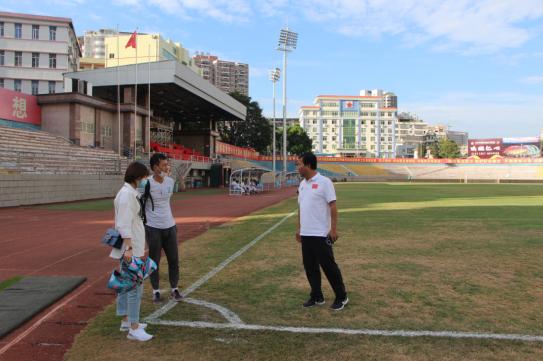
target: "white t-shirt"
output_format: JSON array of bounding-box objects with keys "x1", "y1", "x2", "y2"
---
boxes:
[
  {"x1": 110, "y1": 183, "x2": 146, "y2": 258},
  {"x1": 138, "y1": 176, "x2": 175, "y2": 229},
  {"x1": 298, "y1": 173, "x2": 337, "y2": 237}
]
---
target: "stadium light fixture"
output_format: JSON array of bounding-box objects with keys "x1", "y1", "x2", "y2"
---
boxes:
[
  {"x1": 276, "y1": 27, "x2": 298, "y2": 172},
  {"x1": 269, "y1": 68, "x2": 282, "y2": 175}
]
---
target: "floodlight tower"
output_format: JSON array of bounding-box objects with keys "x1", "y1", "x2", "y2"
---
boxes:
[
  {"x1": 276, "y1": 27, "x2": 298, "y2": 172},
  {"x1": 269, "y1": 68, "x2": 282, "y2": 175}
]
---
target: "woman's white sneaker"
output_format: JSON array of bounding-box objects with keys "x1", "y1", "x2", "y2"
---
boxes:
[
  {"x1": 120, "y1": 322, "x2": 147, "y2": 332},
  {"x1": 127, "y1": 328, "x2": 153, "y2": 341}
]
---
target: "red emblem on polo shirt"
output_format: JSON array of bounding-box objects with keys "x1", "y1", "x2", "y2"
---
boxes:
[{"x1": 312, "y1": 184, "x2": 318, "y2": 189}]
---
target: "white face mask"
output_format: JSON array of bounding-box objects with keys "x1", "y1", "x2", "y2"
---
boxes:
[{"x1": 158, "y1": 170, "x2": 167, "y2": 178}]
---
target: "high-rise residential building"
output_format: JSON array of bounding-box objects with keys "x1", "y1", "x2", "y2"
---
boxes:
[
  {"x1": 299, "y1": 91, "x2": 397, "y2": 158},
  {"x1": 81, "y1": 28, "x2": 119, "y2": 59},
  {"x1": 447, "y1": 131, "x2": 469, "y2": 155},
  {"x1": 194, "y1": 51, "x2": 249, "y2": 95},
  {"x1": 382, "y1": 92, "x2": 397, "y2": 108},
  {"x1": 104, "y1": 33, "x2": 201, "y2": 75},
  {"x1": 0, "y1": 12, "x2": 80, "y2": 95}
]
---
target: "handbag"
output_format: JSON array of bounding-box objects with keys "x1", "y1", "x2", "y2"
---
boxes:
[{"x1": 102, "y1": 229, "x2": 123, "y2": 249}]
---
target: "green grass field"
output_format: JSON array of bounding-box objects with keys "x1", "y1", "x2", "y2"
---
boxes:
[{"x1": 67, "y1": 183, "x2": 543, "y2": 360}]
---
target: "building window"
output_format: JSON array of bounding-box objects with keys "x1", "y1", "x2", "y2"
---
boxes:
[
  {"x1": 321, "y1": 111, "x2": 339, "y2": 116},
  {"x1": 14, "y1": 79, "x2": 22, "y2": 92},
  {"x1": 371, "y1": 112, "x2": 377, "y2": 117},
  {"x1": 0, "y1": 51, "x2": 3, "y2": 66},
  {"x1": 341, "y1": 111, "x2": 357, "y2": 117},
  {"x1": 0, "y1": 22, "x2": 4, "y2": 37},
  {"x1": 388, "y1": 120, "x2": 392, "y2": 125},
  {"x1": 371, "y1": 145, "x2": 375, "y2": 150},
  {"x1": 312, "y1": 119, "x2": 318, "y2": 124},
  {"x1": 313, "y1": 127, "x2": 317, "y2": 132},
  {"x1": 162, "y1": 49, "x2": 176, "y2": 60},
  {"x1": 81, "y1": 122, "x2": 95, "y2": 134},
  {"x1": 371, "y1": 128, "x2": 376, "y2": 133},
  {"x1": 48, "y1": 81, "x2": 56, "y2": 94},
  {"x1": 371, "y1": 120, "x2": 376, "y2": 125},
  {"x1": 109, "y1": 53, "x2": 114, "y2": 58},
  {"x1": 322, "y1": 119, "x2": 327, "y2": 124},
  {"x1": 332, "y1": 145, "x2": 337, "y2": 149},
  {"x1": 14, "y1": 52, "x2": 22, "y2": 66},
  {"x1": 332, "y1": 136, "x2": 337, "y2": 141},
  {"x1": 381, "y1": 137, "x2": 385, "y2": 142},
  {"x1": 388, "y1": 137, "x2": 393, "y2": 142},
  {"x1": 31, "y1": 80, "x2": 39, "y2": 95},
  {"x1": 388, "y1": 145, "x2": 393, "y2": 150},
  {"x1": 361, "y1": 128, "x2": 366, "y2": 133},
  {"x1": 313, "y1": 136, "x2": 317, "y2": 141},
  {"x1": 388, "y1": 128, "x2": 393, "y2": 134},
  {"x1": 32, "y1": 53, "x2": 39, "y2": 67},
  {"x1": 361, "y1": 120, "x2": 366, "y2": 125},
  {"x1": 381, "y1": 145, "x2": 385, "y2": 150},
  {"x1": 15, "y1": 24, "x2": 22, "y2": 38},
  {"x1": 0, "y1": 79, "x2": 3, "y2": 88},
  {"x1": 49, "y1": 26, "x2": 57, "y2": 41},
  {"x1": 360, "y1": 102, "x2": 375, "y2": 108},
  {"x1": 32, "y1": 25, "x2": 39, "y2": 40},
  {"x1": 321, "y1": 102, "x2": 338, "y2": 107},
  {"x1": 371, "y1": 137, "x2": 376, "y2": 142},
  {"x1": 49, "y1": 54, "x2": 56, "y2": 68},
  {"x1": 381, "y1": 120, "x2": 385, "y2": 125},
  {"x1": 332, "y1": 119, "x2": 337, "y2": 124},
  {"x1": 361, "y1": 136, "x2": 366, "y2": 141},
  {"x1": 323, "y1": 145, "x2": 327, "y2": 150},
  {"x1": 332, "y1": 128, "x2": 336, "y2": 133},
  {"x1": 323, "y1": 136, "x2": 327, "y2": 141},
  {"x1": 342, "y1": 119, "x2": 356, "y2": 149},
  {"x1": 322, "y1": 128, "x2": 328, "y2": 133},
  {"x1": 101, "y1": 125, "x2": 113, "y2": 137}
]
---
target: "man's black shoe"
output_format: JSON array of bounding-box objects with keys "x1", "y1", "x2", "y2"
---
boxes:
[
  {"x1": 302, "y1": 297, "x2": 325, "y2": 308},
  {"x1": 330, "y1": 296, "x2": 349, "y2": 311}
]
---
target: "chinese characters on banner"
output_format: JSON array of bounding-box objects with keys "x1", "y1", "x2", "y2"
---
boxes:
[
  {"x1": 0, "y1": 87, "x2": 41, "y2": 126},
  {"x1": 467, "y1": 138, "x2": 503, "y2": 159},
  {"x1": 216, "y1": 141, "x2": 259, "y2": 160}
]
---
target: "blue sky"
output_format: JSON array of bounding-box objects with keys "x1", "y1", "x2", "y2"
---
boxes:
[{"x1": 3, "y1": 0, "x2": 543, "y2": 138}]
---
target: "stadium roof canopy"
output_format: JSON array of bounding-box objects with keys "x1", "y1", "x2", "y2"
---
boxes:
[{"x1": 63, "y1": 60, "x2": 246, "y2": 122}]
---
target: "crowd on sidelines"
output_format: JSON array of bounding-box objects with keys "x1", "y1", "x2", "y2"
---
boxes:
[
  {"x1": 101, "y1": 152, "x2": 348, "y2": 343},
  {"x1": 231, "y1": 178, "x2": 260, "y2": 195}
]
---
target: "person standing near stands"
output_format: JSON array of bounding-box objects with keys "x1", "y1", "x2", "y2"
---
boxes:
[
  {"x1": 140, "y1": 153, "x2": 182, "y2": 305},
  {"x1": 296, "y1": 153, "x2": 349, "y2": 311}
]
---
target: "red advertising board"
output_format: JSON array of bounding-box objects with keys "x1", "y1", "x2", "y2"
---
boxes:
[
  {"x1": 468, "y1": 138, "x2": 503, "y2": 159},
  {"x1": 216, "y1": 141, "x2": 259, "y2": 160},
  {"x1": 0, "y1": 87, "x2": 41, "y2": 126}
]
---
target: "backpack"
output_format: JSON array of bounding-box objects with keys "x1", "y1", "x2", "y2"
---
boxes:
[{"x1": 140, "y1": 180, "x2": 154, "y2": 225}]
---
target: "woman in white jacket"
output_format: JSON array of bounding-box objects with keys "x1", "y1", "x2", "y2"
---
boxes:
[{"x1": 110, "y1": 162, "x2": 153, "y2": 341}]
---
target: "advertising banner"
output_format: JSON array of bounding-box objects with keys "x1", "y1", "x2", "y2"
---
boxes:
[
  {"x1": 503, "y1": 137, "x2": 541, "y2": 158},
  {"x1": 216, "y1": 141, "x2": 259, "y2": 160},
  {"x1": 468, "y1": 138, "x2": 503, "y2": 159},
  {"x1": 0, "y1": 87, "x2": 41, "y2": 126}
]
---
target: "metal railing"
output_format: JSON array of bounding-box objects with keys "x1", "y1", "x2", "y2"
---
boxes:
[{"x1": 0, "y1": 148, "x2": 130, "y2": 174}]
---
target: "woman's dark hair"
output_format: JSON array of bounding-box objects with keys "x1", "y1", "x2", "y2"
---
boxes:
[
  {"x1": 124, "y1": 162, "x2": 149, "y2": 184},
  {"x1": 150, "y1": 153, "x2": 168, "y2": 172},
  {"x1": 298, "y1": 153, "x2": 317, "y2": 170}
]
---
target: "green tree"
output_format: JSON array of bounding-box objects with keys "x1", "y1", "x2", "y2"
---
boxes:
[
  {"x1": 218, "y1": 92, "x2": 272, "y2": 154},
  {"x1": 274, "y1": 125, "x2": 312, "y2": 156},
  {"x1": 437, "y1": 138, "x2": 461, "y2": 159}
]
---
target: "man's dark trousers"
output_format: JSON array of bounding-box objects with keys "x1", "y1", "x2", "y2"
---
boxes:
[
  {"x1": 301, "y1": 236, "x2": 346, "y2": 300},
  {"x1": 145, "y1": 225, "x2": 179, "y2": 290}
]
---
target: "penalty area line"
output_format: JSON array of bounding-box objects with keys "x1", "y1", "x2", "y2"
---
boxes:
[
  {"x1": 148, "y1": 320, "x2": 543, "y2": 342},
  {"x1": 144, "y1": 209, "x2": 298, "y2": 323}
]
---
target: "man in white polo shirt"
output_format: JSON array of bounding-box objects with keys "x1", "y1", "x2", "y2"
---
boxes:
[
  {"x1": 139, "y1": 153, "x2": 182, "y2": 305},
  {"x1": 296, "y1": 153, "x2": 348, "y2": 311}
]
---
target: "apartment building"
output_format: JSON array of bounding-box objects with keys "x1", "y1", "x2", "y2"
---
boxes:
[
  {"x1": 104, "y1": 33, "x2": 201, "y2": 75},
  {"x1": 395, "y1": 112, "x2": 428, "y2": 158},
  {"x1": 447, "y1": 130, "x2": 469, "y2": 155},
  {"x1": 194, "y1": 51, "x2": 249, "y2": 95},
  {"x1": 382, "y1": 92, "x2": 397, "y2": 108},
  {"x1": 0, "y1": 12, "x2": 80, "y2": 95},
  {"x1": 299, "y1": 91, "x2": 397, "y2": 158}
]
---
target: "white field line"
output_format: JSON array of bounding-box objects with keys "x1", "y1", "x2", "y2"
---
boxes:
[
  {"x1": 144, "y1": 208, "x2": 543, "y2": 343},
  {"x1": 144, "y1": 209, "x2": 298, "y2": 323},
  {"x1": 147, "y1": 320, "x2": 543, "y2": 342}
]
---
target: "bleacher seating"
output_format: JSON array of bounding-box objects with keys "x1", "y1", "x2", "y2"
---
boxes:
[
  {"x1": 229, "y1": 158, "x2": 260, "y2": 170},
  {"x1": 342, "y1": 164, "x2": 391, "y2": 177},
  {"x1": 0, "y1": 126, "x2": 127, "y2": 174},
  {"x1": 318, "y1": 164, "x2": 350, "y2": 176},
  {"x1": 150, "y1": 142, "x2": 200, "y2": 160}
]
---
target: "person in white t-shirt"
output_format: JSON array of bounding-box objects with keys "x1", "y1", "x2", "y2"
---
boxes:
[
  {"x1": 138, "y1": 153, "x2": 182, "y2": 305},
  {"x1": 296, "y1": 153, "x2": 348, "y2": 311},
  {"x1": 250, "y1": 179, "x2": 258, "y2": 193},
  {"x1": 232, "y1": 179, "x2": 245, "y2": 194}
]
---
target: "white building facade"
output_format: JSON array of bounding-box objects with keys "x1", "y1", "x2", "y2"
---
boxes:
[
  {"x1": 299, "y1": 92, "x2": 397, "y2": 158},
  {"x1": 0, "y1": 12, "x2": 80, "y2": 95}
]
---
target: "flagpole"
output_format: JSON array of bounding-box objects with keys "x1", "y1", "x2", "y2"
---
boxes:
[
  {"x1": 117, "y1": 24, "x2": 120, "y2": 157},
  {"x1": 134, "y1": 28, "x2": 138, "y2": 161},
  {"x1": 148, "y1": 44, "x2": 151, "y2": 161}
]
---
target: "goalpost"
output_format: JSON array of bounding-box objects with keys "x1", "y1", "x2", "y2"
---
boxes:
[{"x1": 463, "y1": 172, "x2": 501, "y2": 184}]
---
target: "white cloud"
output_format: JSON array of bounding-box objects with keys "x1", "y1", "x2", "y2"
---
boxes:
[
  {"x1": 402, "y1": 91, "x2": 543, "y2": 138},
  {"x1": 294, "y1": 0, "x2": 543, "y2": 54},
  {"x1": 519, "y1": 75, "x2": 543, "y2": 84},
  {"x1": 144, "y1": 0, "x2": 252, "y2": 23}
]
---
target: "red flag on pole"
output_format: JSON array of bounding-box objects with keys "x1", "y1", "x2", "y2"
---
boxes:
[{"x1": 125, "y1": 30, "x2": 137, "y2": 49}]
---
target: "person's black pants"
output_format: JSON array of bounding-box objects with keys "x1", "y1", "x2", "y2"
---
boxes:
[
  {"x1": 301, "y1": 236, "x2": 346, "y2": 300},
  {"x1": 145, "y1": 225, "x2": 179, "y2": 291}
]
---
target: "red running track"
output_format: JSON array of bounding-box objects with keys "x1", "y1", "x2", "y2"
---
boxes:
[{"x1": 0, "y1": 187, "x2": 297, "y2": 361}]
